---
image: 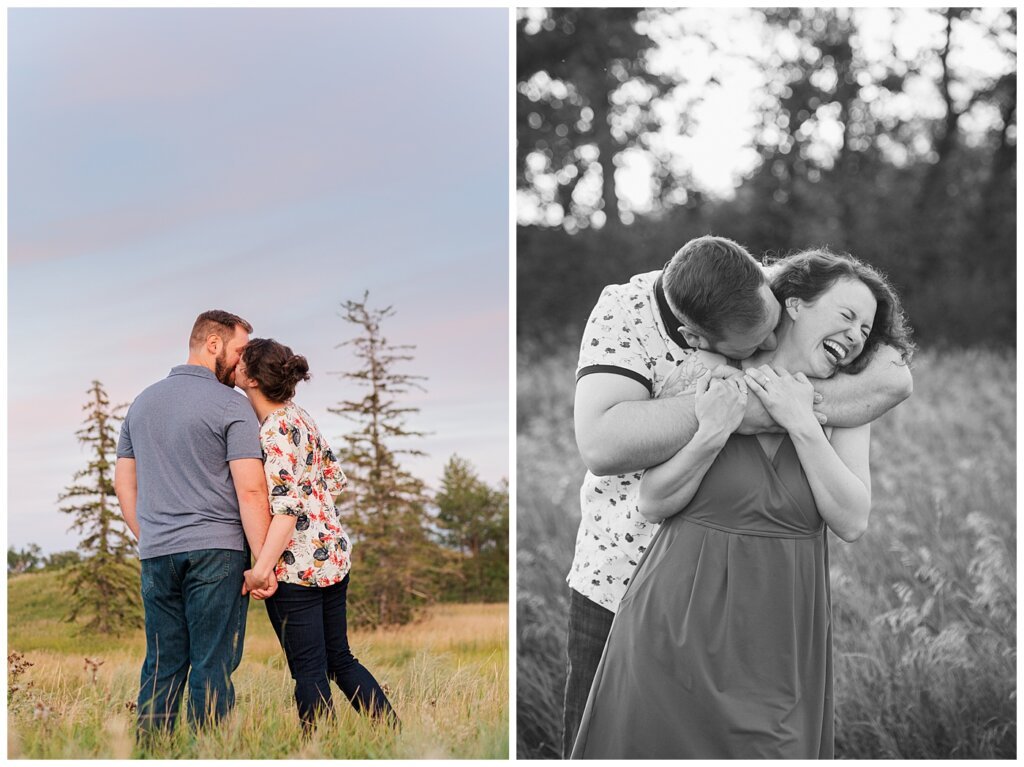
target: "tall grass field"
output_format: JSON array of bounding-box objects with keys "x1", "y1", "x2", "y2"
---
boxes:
[
  {"x1": 8, "y1": 575, "x2": 508, "y2": 759},
  {"x1": 517, "y1": 346, "x2": 1015, "y2": 759}
]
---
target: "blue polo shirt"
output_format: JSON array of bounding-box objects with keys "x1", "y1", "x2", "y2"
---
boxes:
[{"x1": 117, "y1": 365, "x2": 263, "y2": 559}]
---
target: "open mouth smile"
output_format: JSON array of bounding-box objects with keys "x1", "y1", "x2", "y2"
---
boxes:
[{"x1": 823, "y1": 338, "x2": 849, "y2": 366}]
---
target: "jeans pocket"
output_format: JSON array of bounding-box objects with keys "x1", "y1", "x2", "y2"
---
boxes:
[{"x1": 187, "y1": 549, "x2": 238, "y2": 584}]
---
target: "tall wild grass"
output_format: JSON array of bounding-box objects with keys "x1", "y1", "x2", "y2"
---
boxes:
[
  {"x1": 8, "y1": 574, "x2": 508, "y2": 760},
  {"x1": 516, "y1": 345, "x2": 1015, "y2": 759}
]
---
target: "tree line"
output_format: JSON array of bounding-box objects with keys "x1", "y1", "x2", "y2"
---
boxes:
[
  {"x1": 7, "y1": 545, "x2": 83, "y2": 575},
  {"x1": 517, "y1": 7, "x2": 1016, "y2": 350},
  {"x1": 23, "y1": 294, "x2": 507, "y2": 633}
]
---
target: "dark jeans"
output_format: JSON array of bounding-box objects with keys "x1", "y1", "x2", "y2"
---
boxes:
[
  {"x1": 562, "y1": 588, "x2": 615, "y2": 758},
  {"x1": 265, "y1": 574, "x2": 398, "y2": 731},
  {"x1": 137, "y1": 548, "x2": 249, "y2": 734}
]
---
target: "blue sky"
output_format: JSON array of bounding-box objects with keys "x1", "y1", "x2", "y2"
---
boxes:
[{"x1": 8, "y1": 8, "x2": 509, "y2": 554}]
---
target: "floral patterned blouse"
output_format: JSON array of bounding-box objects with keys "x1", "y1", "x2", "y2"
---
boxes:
[{"x1": 260, "y1": 402, "x2": 352, "y2": 587}]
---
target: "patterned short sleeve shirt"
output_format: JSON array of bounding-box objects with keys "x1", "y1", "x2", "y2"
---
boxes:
[
  {"x1": 260, "y1": 402, "x2": 352, "y2": 587},
  {"x1": 568, "y1": 269, "x2": 699, "y2": 612}
]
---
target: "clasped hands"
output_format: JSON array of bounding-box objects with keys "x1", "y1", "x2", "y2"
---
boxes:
[
  {"x1": 661, "y1": 355, "x2": 825, "y2": 433},
  {"x1": 242, "y1": 567, "x2": 278, "y2": 600},
  {"x1": 742, "y1": 364, "x2": 819, "y2": 432}
]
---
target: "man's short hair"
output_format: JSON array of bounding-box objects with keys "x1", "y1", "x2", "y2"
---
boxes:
[
  {"x1": 189, "y1": 310, "x2": 253, "y2": 351},
  {"x1": 662, "y1": 235, "x2": 767, "y2": 340}
]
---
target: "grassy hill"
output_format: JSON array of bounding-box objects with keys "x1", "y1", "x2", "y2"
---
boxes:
[{"x1": 8, "y1": 572, "x2": 508, "y2": 759}]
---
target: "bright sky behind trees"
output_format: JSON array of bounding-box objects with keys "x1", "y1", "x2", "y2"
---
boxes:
[
  {"x1": 517, "y1": 6, "x2": 1014, "y2": 225},
  {"x1": 8, "y1": 8, "x2": 509, "y2": 553}
]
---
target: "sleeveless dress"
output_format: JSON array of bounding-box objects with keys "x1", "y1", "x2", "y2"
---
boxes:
[{"x1": 570, "y1": 433, "x2": 834, "y2": 759}]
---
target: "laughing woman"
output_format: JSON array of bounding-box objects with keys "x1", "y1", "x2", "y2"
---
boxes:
[
  {"x1": 236, "y1": 338, "x2": 398, "y2": 733},
  {"x1": 571, "y1": 250, "x2": 914, "y2": 759}
]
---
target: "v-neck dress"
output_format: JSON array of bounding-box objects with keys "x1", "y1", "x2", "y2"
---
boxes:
[{"x1": 570, "y1": 433, "x2": 834, "y2": 759}]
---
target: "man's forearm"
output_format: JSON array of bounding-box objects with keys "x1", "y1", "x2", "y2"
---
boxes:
[
  {"x1": 117, "y1": 491, "x2": 140, "y2": 540},
  {"x1": 238, "y1": 492, "x2": 272, "y2": 560},
  {"x1": 576, "y1": 394, "x2": 700, "y2": 476},
  {"x1": 114, "y1": 459, "x2": 140, "y2": 540},
  {"x1": 814, "y1": 348, "x2": 913, "y2": 427}
]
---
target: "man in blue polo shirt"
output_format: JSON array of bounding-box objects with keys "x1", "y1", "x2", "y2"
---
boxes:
[{"x1": 115, "y1": 310, "x2": 274, "y2": 735}]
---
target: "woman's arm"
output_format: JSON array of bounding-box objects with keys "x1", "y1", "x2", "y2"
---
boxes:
[
  {"x1": 638, "y1": 373, "x2": 746, "y2": 522},
  {"x1": 788, "y1": 423, "x2": 872, "y2": 542},
  {"x1": 744, "y1": 365, "x2": 872, "y2": 541},
  {"x1": 638, "y1": 428, "x2": 731, "y2": 522},
  {"x1": 247, "y1": 514, "x2": 298, "y2": 593}
]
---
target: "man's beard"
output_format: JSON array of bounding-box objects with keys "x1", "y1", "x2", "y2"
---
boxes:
[{"x1": 214, "y1": 350, "x2": 235, "y2": 386}]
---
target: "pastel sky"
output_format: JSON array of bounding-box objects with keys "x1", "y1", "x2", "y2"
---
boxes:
[{"x1": 8, "y1": 8, "x2": 509, "y2": 554}]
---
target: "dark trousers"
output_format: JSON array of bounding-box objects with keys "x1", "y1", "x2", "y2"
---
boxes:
[
  {"x1": 562, "y1": 588, "x2": 615, "y2": 758},
  {"x1": 137, "y1": 548, "x2": 249, "y2": 734},
  {"x1": 265, "y1": 574, "x2": 398, "y2": 731}
]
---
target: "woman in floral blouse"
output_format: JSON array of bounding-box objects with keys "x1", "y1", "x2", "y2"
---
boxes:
[{"x1": 236, "y1": 337, "x2": 398, "y2": 732}]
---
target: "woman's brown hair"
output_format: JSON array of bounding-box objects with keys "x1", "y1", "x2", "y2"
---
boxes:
[
  {"x1": 769, "y1": 248, "x2": 915, "y2": 374},
  {"x1": 242, "y1": 338, "x2": 311, "y2": 401}
]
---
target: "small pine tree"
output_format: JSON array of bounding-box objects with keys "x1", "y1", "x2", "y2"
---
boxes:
[
  {"x1": 435, "y1": 456, "x2": 509, "y2": 602},
  {"x1": 58, "y1": 380, "x2": 142, "y2": 633},
  {"x1": 330, "y1": 293, "x2": 443, "y2": 627}
]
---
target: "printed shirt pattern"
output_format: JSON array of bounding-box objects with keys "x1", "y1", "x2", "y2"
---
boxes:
[
  {"x1": 568, "y1": 269, "x2": 698, "y2": 613},
  {"x1": 261, "y1": 402, "x2": 352, "y2": 587}
]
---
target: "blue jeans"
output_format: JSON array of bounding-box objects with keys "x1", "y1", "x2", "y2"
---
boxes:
[
  {"x1": 562, "y1": 588, "x2": 615, "y2": 758},
  {"x1": 137, "y1": 548, "x2": 248, "y2": 733},
  {"x1": 265, "y1": 575, "x2": 398, "y2": 731}
]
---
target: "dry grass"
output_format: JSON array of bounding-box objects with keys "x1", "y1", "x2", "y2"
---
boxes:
[
  {"x1": 516, "y1": 345, "x2": 1016, "y2": 759},
  {"x1": 7, "y1": 581, "x2": 508, "y2": 760}
]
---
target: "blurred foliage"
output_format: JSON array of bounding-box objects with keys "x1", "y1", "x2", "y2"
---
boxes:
[
  {"x1": 434, "y1": 457, "x2": 509, "y2": 603},
  {"x1": 7, "y1": 546, "x2": 83, "y2": 574},
  {"x1": 518, "y1": 7, "x2": 1016, "y2": 349}
]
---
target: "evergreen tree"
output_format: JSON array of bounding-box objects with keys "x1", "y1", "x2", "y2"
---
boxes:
[
  {"x1": 329, "y1": 293, "x2": 441, "y2": 627},
  {"x1": 58, "y1": 381, "x2": 141, "y2": 633},
  {"x1": 435, "y1": 456, "x2": 509, "y2": 602}
]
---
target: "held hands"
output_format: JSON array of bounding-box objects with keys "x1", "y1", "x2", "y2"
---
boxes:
[
  {"x1": 693, "y1": 370, "x2": 747, "y2": 437},
  {"x1": 242, "y1": 568, "x2": 279, "y2": 600},
  {"x1": 743, "y1": 365, "x2": 818, "y2": 433}
]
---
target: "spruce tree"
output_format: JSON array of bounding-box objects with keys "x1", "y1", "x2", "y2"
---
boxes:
[
  {"x1": 435, "y1": 456, "x2": 509, "y2": 602},
  {"x1": 330, "y1": 293, "x2": 441, "y2": 627},
  {"x1": 58, "y1": 380, "x2": 141, "y2": 632}
]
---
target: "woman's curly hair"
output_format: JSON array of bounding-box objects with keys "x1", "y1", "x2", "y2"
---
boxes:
[{"x1": 768, "y1": 248, "x2": 915, "y2": 374}]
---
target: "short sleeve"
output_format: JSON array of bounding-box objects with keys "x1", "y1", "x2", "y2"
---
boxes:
[
  {"x1": 116, "y1": 415, "x2": 134, "y2": 459},
  {"x1": 576, "y1": 284, "x2": 654, "y2": 392},
  {"x1": 262, "y1": 417, "x2": 305, "y2": 517},
  {"x1": 223, "y1": 396, "x2": 263, "y2": 461}
]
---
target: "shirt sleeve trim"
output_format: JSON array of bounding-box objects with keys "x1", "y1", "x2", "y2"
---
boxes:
[{"x1": 576, "y1": 365, "x2": 653, "y2": 395}]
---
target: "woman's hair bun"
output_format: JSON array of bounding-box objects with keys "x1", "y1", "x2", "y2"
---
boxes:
[
  {"x1": 286, "y1": 354, "x2": 311, "y2": 382},
  {"x1": 242, "y1": 338, "x2": 311, "y2": 401}
]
